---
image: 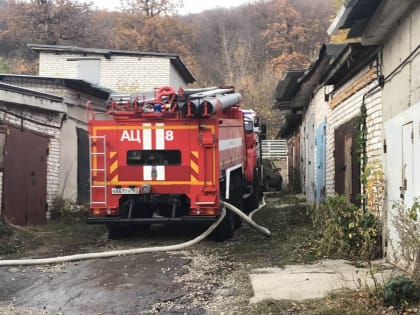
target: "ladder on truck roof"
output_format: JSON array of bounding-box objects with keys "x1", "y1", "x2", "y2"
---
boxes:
[{"x1": 89, "y1": 135, "x2": 107, "y2": 205}]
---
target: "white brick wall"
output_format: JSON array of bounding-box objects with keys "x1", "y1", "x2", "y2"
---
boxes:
[
  {"x1": 39, "y1": 53, "x2": 78, "y2": 78},
  {"x1": 326, "y1": 73, "x2": 383, "y2": 197},
  {"x1": 301, "y1": 103, "x2": 316, "y2": 203},
  {"x1": 39, "y1": 53, "x2": 179, "y2": 92},
  {"x1": 302, "y1": 87, "x2": 332, "y2": 204}
]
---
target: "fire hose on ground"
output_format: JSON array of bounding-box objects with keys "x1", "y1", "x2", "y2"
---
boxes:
[{"x1": 0, "y1": 198, "x2": 270, "y2": 267}]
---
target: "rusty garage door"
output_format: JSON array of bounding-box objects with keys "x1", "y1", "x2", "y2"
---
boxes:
[
  {"x1": 3, "y1": 126, "x2": 49, "y2": 225},
  {"x1": 334, "y1": 117, "x2": 361, "y2": 206}
]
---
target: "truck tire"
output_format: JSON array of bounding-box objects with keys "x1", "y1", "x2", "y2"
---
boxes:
[
  {"x1": 245, "y1": 167, "x2": 261, "y2": 213},
  {"x1": 210, "y1": 208, "x2": 235, "y2": 242},
  {"x1": 211, "y1": 174, "x2": 242, "y2": 241},
  {"x1": 231, "y1": 175, "x2": 243, "y2": 228}
]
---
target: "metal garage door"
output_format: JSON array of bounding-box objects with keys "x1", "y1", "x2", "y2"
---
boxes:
[
  {"x1": 3, "y1": 127, "x2": 49, "y2": 225},
  {"x1": 334, "y1": 118, "x2": 361, "y2": 206}
]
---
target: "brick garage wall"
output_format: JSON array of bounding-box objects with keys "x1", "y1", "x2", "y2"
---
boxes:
[
  {"x1": 301, "y1": 87, "x2": 332, "y2": 204},
  {"x1": 326, "y1": 65, "x2": 383, "y2": 198},
  {"x1": 102, "y1": 56, "x2": 170, "y2": 92},
  {"x1": 39, "y1": 53, "x2": 79, "y2": 78},
  {"x1": 0, "y1": 104, "x2": 62, "y2": 217},
  {"x1": 301, "y1": 102, "x2": 316, "y2": 203},
  {"x1": 39, "y1": 53, "x2": 173, "y2": 92},
  {"x1": 0, "y1": 76, "x2": 109, "y2": 205}
]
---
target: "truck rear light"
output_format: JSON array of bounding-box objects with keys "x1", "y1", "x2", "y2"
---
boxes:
[
  {"x1": 191, "y1": 208, "x2": 218, "y2": 215},
  {"x1": 91, "y1": 208, "x2": 118, "y2": 216}
]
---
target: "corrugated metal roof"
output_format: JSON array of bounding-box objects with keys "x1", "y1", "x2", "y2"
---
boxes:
[
  {"x1": 273, "y1": 70, "x2": 306, "y2": 108},
  {"x1": 341, "y1": 0, "x2": 381, "y2": 38},
  {"x1": 324, "y1": 43, "x2": 378, "y2": 86},
  {"x1": 277, "y1": 111, "x2": 302, "y2": 139},
  {"x1": 27, "y1": 44, "x2": 196, "y2": 84},
  {"x1": 273, "y1": 43, "x2": 347, "y2": 110}
]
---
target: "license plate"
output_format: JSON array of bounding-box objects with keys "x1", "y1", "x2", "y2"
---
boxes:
[{"x1": 111, "y1": 187, "x2": 140, "y2": 194}]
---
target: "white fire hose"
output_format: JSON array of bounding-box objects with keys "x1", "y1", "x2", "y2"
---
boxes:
[{"x1": 0, "y1": 199, "x2": 270, "y2": 266}]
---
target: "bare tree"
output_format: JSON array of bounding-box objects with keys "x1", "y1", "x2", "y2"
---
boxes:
[
  {"x1": 3, "y1": 0, "x2": 93, "y2": 46},
  {"x1": 119, "y1": 0, "x2": 183, "y2": 16}
]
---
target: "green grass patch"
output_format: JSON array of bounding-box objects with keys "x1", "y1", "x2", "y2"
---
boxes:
[{"x1": 0, "y1": 214, "x2": 106, "y2": 258}]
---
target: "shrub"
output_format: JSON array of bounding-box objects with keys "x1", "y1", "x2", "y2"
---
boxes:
[
  {"x1": 383, "y1": 276, "x2": 420, "y2": 307},
  {"x1": 311, "y1": 195, "x2": 381, "y2": 261}
]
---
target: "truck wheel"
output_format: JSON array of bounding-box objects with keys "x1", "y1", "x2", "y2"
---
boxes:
[
  {"x1": 231, "y1": 175, "x2": 243, "y2": 228},
  {"x1": 211, "y1": 174, "x2": 242, "y2": 241},
  {"x1": 106, "y1": 225, "x2": 134, "y2": 239},
  {"x1": 210, "y1": 209, "x2": 235, "y2": 242}
]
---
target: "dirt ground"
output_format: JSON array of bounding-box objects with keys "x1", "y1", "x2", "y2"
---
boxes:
[{"x1": 0, "y1": 194, "x2": 419, "y2": 315}]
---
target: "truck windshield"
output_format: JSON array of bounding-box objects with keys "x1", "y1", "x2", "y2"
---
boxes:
[{"x1": 127, "y1": 150, "x2": 181, "y2": 165}]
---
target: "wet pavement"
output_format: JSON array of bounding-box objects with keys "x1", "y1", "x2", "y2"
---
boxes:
[{"x1": 0, "y1": 252, "x2": 205, "y2": 314}]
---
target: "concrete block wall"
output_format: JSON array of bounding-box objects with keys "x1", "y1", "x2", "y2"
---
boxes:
[
  {"x1": 326, "y1": 65, "x2": 383, "y2": 198},
  {"x1": 170, "y1": 63, "x2": 188, "y2": 89}
]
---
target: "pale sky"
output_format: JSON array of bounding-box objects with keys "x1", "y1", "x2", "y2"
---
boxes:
[{"x1": 86, "y1": 0, "x2": 252, "y2": 14}]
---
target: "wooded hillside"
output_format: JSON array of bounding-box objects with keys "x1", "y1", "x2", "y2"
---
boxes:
[{"x1": 0, "y1": 0, "x2": 333, "y2": 137}]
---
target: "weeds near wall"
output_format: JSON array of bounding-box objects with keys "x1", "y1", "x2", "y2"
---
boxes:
[
  {"x1": 50, "y1": 195, "x2": 87, "y2": 220},
  {"x1": 363, "y1": 161, "x2": 385, "y2": 217},
  {"x1": 357, "y1": 103, "x2": 368, "y2": 211},
  {"x1": 311, "y1": 195, "x2": 381, "y2": 261},
  {"x1": 392, "y1": 198, "x2": 420, "y2": 281}
]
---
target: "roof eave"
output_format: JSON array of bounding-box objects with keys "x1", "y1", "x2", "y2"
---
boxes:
[
  {"x1": 328, "y1": 0, "x2": 414, "y2": 44},
  {"x1": 0, "y1": 74, "x2": 111, "y2": 100}
]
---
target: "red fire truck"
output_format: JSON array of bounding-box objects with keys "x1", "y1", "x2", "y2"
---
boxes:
[{"x1": 86, "y1": 86, "x2": 263, "y2": 241}]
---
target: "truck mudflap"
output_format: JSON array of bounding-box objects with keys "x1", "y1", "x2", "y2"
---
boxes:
[{"x1": 87, "y1": 215, "x2": 217, "y2": 225}]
